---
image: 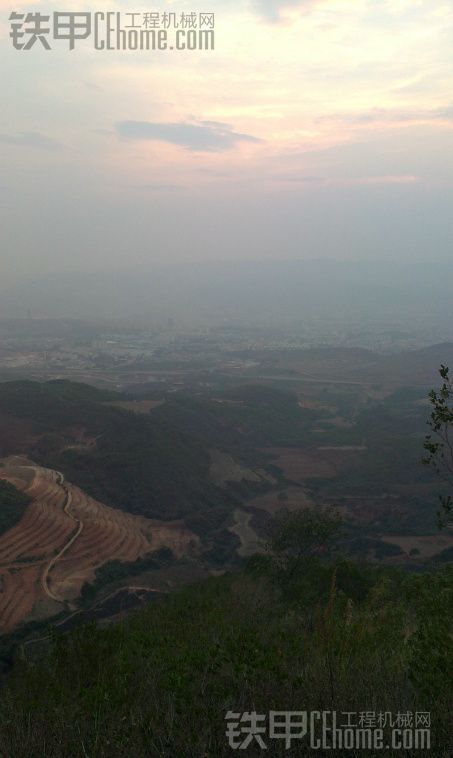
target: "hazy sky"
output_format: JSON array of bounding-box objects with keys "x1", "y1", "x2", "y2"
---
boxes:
[{"x1": 1, "y1": 0, "x2": 453, "y2": 280}]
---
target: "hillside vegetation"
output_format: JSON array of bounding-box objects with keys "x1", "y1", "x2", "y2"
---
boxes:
[
  {"x1": 0, "y1": 559, "x2": 451, "y2": 757},
  {"x1": 0, "y1": 378, "x2": 447, "y2": 584},
  {"x1": 0, "y1": 380, "x2": 267, "y2": 522},
  {"x1": 0, "y1": 480, "x2": 31, "y2": 537}
]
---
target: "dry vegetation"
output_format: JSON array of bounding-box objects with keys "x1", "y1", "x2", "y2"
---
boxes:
[
  {"x1": 0, "y1": 457, "x2": 199, "y2": 632},
  {"x1": 265, "y1": 446, "x2": 365, "y2": 482}
]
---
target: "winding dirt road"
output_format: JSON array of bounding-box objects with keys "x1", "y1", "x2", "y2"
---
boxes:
[
  {"x1": 0, "y1": 458, "x2": 200, "y2": 632},
  {"x1": 40, "y1": 471, "x2": 84, "y2": 603}
]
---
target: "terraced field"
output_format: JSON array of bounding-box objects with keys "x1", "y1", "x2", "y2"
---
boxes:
[{"x1": 0, "y1": 457, "x2": 200, "y2": 632}]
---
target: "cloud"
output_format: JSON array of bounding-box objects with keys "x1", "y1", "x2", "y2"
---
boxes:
[
  {"x1": 115, "y1": 120, "x2": 262, "y2": 152},
  {"x1": 273, "y1": 173, "x2": 325, "y2": 183},
  {"x1": 354, "y1": 106, "x2": 453, "y2": 126},
  {"x1": 271, "y1": 172, "x2": 420, "y2": 187},
  {"x1": 343, "y1": 175, "x2": 421, "y2": 186},
  {"x1": 250, "y1": 0, "x2": 322, "y2": 22},
  {"x1": 320, "y1": 105, "x2": 453, "y2": 129},
  {"x1": 83, "y1": 81, "x2": 102, "y2": 92},
  {"x1": 132, "y1": 183, "x2": 186, "y2": 192},
  {"x1": 0, "y1": 132, "x2": 61, "y2": 151}
]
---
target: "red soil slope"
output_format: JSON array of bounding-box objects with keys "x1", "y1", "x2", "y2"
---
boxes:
[{"x1": 0, "y1": 457, "x2": 199, "y2": 632}]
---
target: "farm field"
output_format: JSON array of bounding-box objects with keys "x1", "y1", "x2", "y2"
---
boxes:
[
  {"x1": 264, "y1": 446, "x2": 366, "y2": 483},
  {"x1": 0, "y1": 373, "x2": 449, "y2": 638},
  {"x1": 0, "y1": 457, "x2": 199, "y2": 632}
]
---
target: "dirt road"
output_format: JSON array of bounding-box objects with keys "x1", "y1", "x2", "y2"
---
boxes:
[{"x1": 40, "y1": 472, "x2": 84, "y2": 603}]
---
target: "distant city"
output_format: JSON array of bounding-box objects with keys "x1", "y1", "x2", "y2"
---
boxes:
[{"x1": 1, "y1": 312, "x2": 452, "y2": 392}]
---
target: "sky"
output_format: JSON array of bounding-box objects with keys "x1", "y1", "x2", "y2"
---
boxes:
[{"x1": 1, "y1": 0, "x2": 453, "y2": 280}]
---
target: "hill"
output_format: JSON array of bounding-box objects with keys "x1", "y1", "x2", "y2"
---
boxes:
[
  {"x1": 0, "y1": 380, "x2": 268, "y2": 521},
  {"x1": 0, "y1": 459, "x2": 199, "y2": 633},
  {"x1": 0, "y1": 380, "x2": 277, "y2": 632},
  {"x1": 0, "y1": 375, "x2": 451, "y2": 637},
  {"x1": 0, "y1": 479, "x2": 31, "y2": 537},
  {"x1": 0, "y1": 560, "x2": 451, "y2": 756}
]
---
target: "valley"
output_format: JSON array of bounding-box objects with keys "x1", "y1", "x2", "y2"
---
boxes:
[{"x1": 0, "y1": 333, "x2": 452, "y2": 641}]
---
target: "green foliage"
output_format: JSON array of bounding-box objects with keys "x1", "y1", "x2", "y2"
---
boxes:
[
  {"x1": 213, "y1": 384, "x2": 322, "y2": 446},
  {"x1": 0, "y1": 380, "x2": 121, "y2": 430},
  {"x1": 0, "y1": 480, "x2": 31, "y2": 537},
  {"x1": 0, "y1": 381, "x2": 260, "y2": 522},
  {"x1": 0, "y1": 565, "x2": 451, "y2": 756},
  {"x1": 79, "y1": 549, "x2": 173, "y2": 607},
  {"x1": 423, "y1": 365, "x2": 453, "y2": 528},
  {"x1": 263, "y1": 508, "x2": 342, "y2": 580},
  {"x1": 0, "y1": 378, "x2": 443, "y2": 539},
  {"x1": 406, "y1": 567, "x2": 453, "y2": 750}
]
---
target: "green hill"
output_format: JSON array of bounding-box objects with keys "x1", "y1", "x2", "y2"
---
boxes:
[{"x1": 0, "y1": 380, "x2": 268, "y2": 523}]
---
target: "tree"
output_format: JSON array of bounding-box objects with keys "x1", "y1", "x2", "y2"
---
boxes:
[
  {"x1": 264, "y1": 508, "x2": 342, "y2": 579},
  {"x1": 423, "y1": 365, "x2": 453, "y2": 528}
]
